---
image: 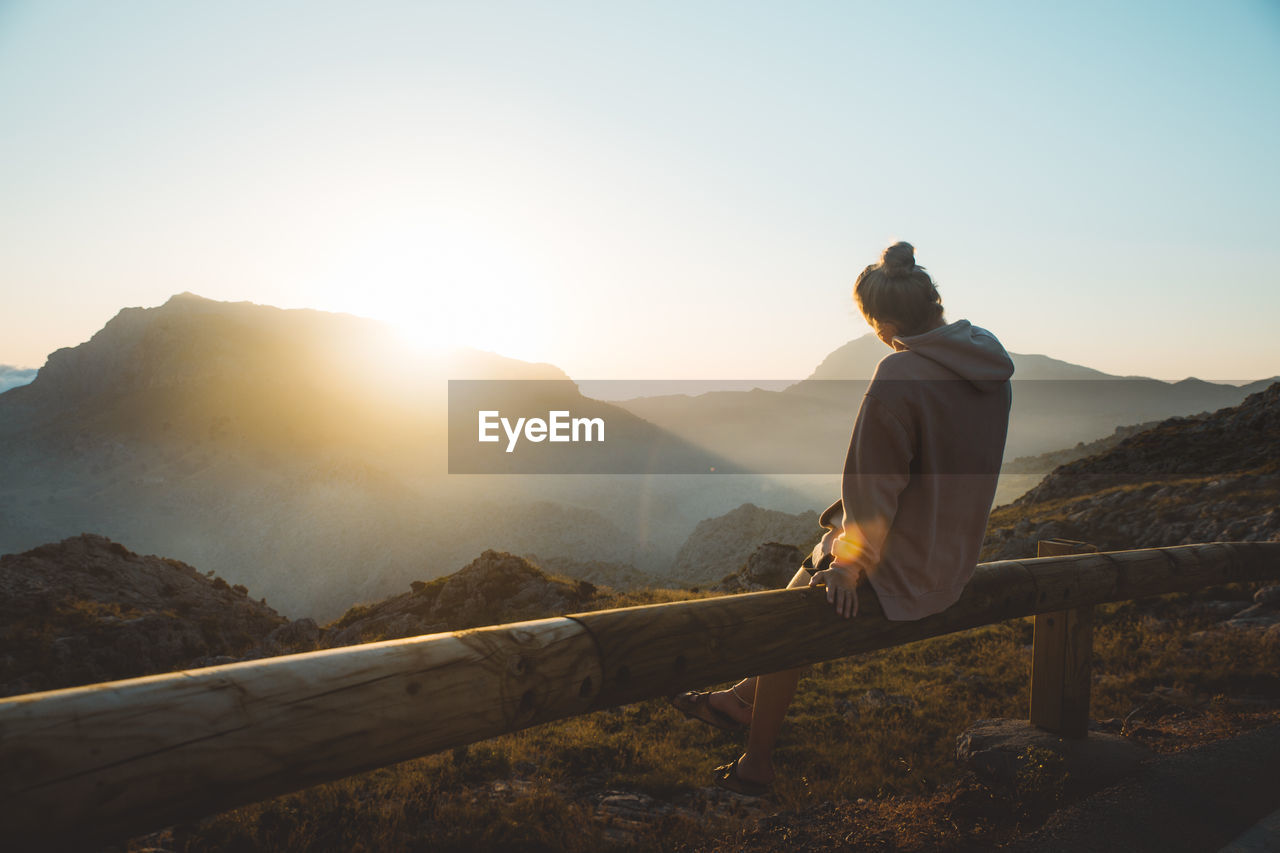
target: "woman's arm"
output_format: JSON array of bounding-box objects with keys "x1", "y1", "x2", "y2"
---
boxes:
[{"x1": 809, "y1": 393, "x2": 914, "y2": 617}]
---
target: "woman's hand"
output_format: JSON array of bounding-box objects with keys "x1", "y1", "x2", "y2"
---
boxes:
[{"x1": 808, "y1": 563, "x2": 862, "y2": 618}]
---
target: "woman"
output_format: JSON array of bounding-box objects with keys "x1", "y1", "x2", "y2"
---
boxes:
[{"x1": 672, "y1": 241, "x2": 1014, "y2": 795}]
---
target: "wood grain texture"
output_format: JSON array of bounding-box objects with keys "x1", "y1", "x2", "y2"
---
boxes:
[
  {"x1": 2, "y1": 542, "x2": 1277, "y2": 848},
  {"x1": 574, "y1": 543, "x2": 1280, "y2": 710},
  {"x1": 1030, "y1": 540, "x2": 1098, "y2": 738},
  {"x1": 0, "y1": 617, "x2": 600, "y2": 848}
]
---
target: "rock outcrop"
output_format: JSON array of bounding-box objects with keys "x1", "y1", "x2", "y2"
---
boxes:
[
  {"x1": 717, "y1": 542, "x2": 807, "y2": 592},
  {"x1": 0, "y1": 534, "x2": 286, "y2": 697},
  {"x1": 983, "y1": 382, "x2": 1280, "y2": 559},
  {"x1": 324, "y1": 550, "x2": 603, "y2": 646},
  {"x1": 669, "y1": 503, "x2": 821, "y2": 587},
  {"x1": 524, "y1": 553, "x2": 654, "y2": 590},
  {"x1": 956, "y1": 718, "x2": 1152, "y2": 798}
]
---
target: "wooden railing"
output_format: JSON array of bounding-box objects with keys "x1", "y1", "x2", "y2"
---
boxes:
[{"x1": 2, "y1": 541, "x2": 1278, "y2": 849}]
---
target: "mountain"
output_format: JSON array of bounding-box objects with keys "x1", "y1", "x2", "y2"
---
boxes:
[
  {"x1": 612, "y1": 332, "x2": 1277, "y2": 485},
  {"x1": 1000, "y1": 420, "x2": 1163, "y2": 476},
  {"x1": 0, "y1": 537, "x2": 650, "y2": 698},
  {"x1": 323, "y1": 550, "x2": 607, "y2": 647},
  {"x1": 989, "y1": 419, "x2": 1165, "y2": 507},
  {"x1": 9, "y1": 295, "x2": 1266, "y2": 622},
  {"x1": 667, "y1": 502, "x2": 821, "y2": 587},
  {"x1": 523, "y1": 553, "x2": 652, "y2": 590},
  {"x1": 0, "y1": 294, "x2": 760, "y2": 619},
  {"x1": 0, "y1": 534, "x2": 292, "y2": 697},
  {"x1": 806, "y1": 335, "x2": 1117, "y2": 382},
  {"x1": 981, "y1": 382, "x2": 1280, "y2": 560},
  {"x1": 0, "y1": 292, "x2": 565, "y2": 460}
]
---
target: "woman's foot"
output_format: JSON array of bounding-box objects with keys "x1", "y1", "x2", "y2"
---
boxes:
[
  {"x1": 706, "y1": 688, "x2": 753, "y2": 727},
  {"x1": 713, "y1": 754, "x2": 775, "y2": 797},
  {"x1": 670, "y1": 687, "x2": 753, "y2": 731},
  {"x1": 732, "y1": 752, "x2": 775, "y2": 787}
]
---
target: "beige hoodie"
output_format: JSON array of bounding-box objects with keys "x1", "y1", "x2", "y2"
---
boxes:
[{"x1": 811, "y1": 319, "x2": 1014, "y2": 620}]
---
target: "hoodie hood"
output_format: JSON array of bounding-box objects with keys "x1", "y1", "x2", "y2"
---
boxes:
[{"x1": 892, "y1": 319, "x2": 1014, "y2": 391}]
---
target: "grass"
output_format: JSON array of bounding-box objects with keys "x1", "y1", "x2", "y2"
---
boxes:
[{"x1": 124, "y1": 579, "x2": 1279, "y2": 853}]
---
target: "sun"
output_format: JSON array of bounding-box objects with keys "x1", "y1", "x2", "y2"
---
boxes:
[{"x1": 313, "y1": 218, "x2": 552, "y2": 360}]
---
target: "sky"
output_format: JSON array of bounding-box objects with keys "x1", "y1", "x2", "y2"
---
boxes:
[{"x1": 2, "y1": 0, "x2": 1278, "y2": 382}]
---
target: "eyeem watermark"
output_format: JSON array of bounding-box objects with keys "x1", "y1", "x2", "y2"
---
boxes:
[
  {"x1": 451, "y1": 377, "x2": 1148, "y2": 475},
  {"x1": 478, "y1": 410, "x2": 605, "y2": 453}
]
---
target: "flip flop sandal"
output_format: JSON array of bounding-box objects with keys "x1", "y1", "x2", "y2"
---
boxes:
[
  {"x1": 713, "y1": 757, "x2": 771, "y2": 797},
  {"x1": 669, "y1": 690, "x2": 749, "y2": 732}
]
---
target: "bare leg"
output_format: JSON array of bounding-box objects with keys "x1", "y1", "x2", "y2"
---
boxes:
[{"x1": 730, "y1": 566, "x2": 813, "y2": 784}]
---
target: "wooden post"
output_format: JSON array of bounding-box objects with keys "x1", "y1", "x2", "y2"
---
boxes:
[{"x1": 1030, "y1": 538, "x2": 1099, "y2": 738}]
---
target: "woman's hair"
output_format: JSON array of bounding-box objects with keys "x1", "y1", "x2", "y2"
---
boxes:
[{"x1": 853, "y1": 241, "x2": 944, "y2": 336}]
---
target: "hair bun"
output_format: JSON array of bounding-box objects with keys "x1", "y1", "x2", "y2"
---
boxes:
[{"x1": 881, "y1": 241, "x2": 916, "y2": 278}]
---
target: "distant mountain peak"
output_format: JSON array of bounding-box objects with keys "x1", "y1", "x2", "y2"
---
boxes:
[
  {"x1": 3, "y1": 293, "x2": 573, "y2": 415},
  {"x1": 804, "y1": 334, "x2": 892, "y2": 381},
  {"x1": 805, "y1": 328, "x2": 1278, "y2": 387},
  {"x1": 806, "y1": 332, "x2": 1125, "y2": 382},
  {"x1": 166, "y1": 291, "x2": 213, "y2": 304}
]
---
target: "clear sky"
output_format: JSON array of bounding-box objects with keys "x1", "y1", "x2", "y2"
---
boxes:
[{"x1": 2, "y1": 0, "x2": 1278, "y2": 381}]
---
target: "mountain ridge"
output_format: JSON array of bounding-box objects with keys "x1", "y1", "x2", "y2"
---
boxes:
[
  {"x1": 982, "y1": 381, "x2": 1280, "y2": 559},
  {"x1": 0, "y1": 294, "x2": 765, "y2": 618}
]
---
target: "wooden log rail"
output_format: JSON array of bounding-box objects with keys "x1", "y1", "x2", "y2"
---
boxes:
[{"x1": 2, "y1": 542, "x2": 1279, "y2": 849}]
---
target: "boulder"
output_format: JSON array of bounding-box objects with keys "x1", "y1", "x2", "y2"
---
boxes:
[
  {"x1": 324, "y1": 550, "x2": 599, "y2": 646},
  {"x1": 719, "y1": 542, "x2": 806, "y2": 592},
  {"x1": 669, "y1": 503, "x2": 819, "y2": 587},
  {"x1": 956, "y1": 718, "x2": 1152, "y2": 797},
  {"x1": 264, "y1": 617, "x2": 321, "y2": 653}
]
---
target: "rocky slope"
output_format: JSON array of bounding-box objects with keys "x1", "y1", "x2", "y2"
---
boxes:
[
  {"x1": 983, "y1": 382, "x2": 1280, "y2": 559},
  {"x1": 0, "y1": 540, "x2": 629, "y2": 696},
  {"x1": 716, "y1": 541, "x2": 809, "y2": 592},
  {"x1": 1001, "y1": 419, "x2": 1162, "y2": 476},
  {"x1": 668, "y1": 503, "x2": 821, "y2": 587},
  {"x1": 323, "y1": 550, "x2": 605, "y2": 646},
  {"x1": 0, "y1": 534, "x2": 292, "y2": 697},
  {"x1": 523, "y1": 552, "x2": 653, "y2": 590}
]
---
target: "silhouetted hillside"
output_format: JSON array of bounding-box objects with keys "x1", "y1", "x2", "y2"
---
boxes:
[
  {"x1": 983, "y1": 382, "x2": 1280, "y2": 559},
  {"x1": 616, "y1": 332, "x2": 1277, "y2": 474},
  {"x1": 668, "y1": 503, "x2": 820, "y2": 587},
  {"x1": 523, "y1": 552, "x2": 652, "y2": 590},
  {"x1": 0, "y1": 294, "x2": 750, "y2": 618},
  {"x1": 1001, "y1": 419, "x2": 1163, "y2": 476},
  {"x1": 805, "y1": 334, "x2": 1117, "y2": 382},
  {"x1": 324, "y1": 550, "x2": 607, "y2": 646},
  {"x1": 0, "y1": 534, "x2": 287, "y2": 697}
]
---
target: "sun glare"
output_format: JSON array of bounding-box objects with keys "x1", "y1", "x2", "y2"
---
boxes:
[{"x1": 313, "y1": 219, "x2": 553, "y2": 362}]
